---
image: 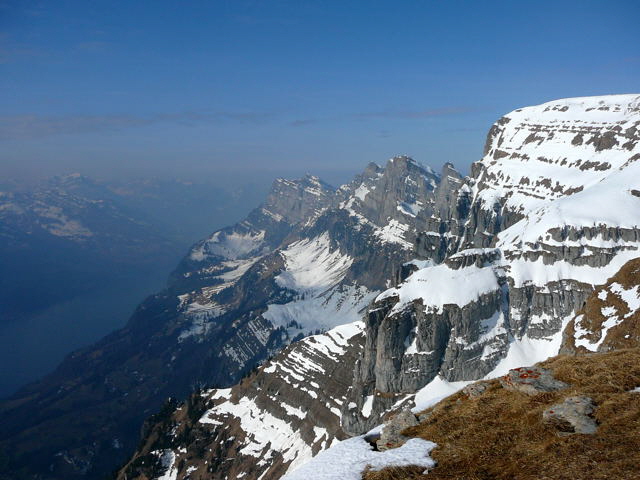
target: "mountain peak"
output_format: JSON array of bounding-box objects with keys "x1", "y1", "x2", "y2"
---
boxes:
[
  {"x1": 441, "y1": 162, "x2": 461, "y2": 179},
  {"x1": 478, "y1": 93, "x2": 640, "y2": 217}
]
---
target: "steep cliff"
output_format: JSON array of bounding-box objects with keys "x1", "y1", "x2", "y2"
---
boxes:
[{"x1": 344, "y1": 94, "x2": 640, "y2": 434}]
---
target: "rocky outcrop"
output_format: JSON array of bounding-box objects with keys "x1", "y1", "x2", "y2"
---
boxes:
[
  {"x1": 462, "y1": 381, "x2": 489, "y2": 398},
  {"x1": 375, "y1": 410, "x2": 419, "y2": 451},
  {"x1": 500, "y1": 366, "x2": 568, "y2": 395},
  {"x1": 543, "y1": 396, "x2": 598, "y2": 435}
]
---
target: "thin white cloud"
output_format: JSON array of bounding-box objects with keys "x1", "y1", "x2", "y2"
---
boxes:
[{"x1": 0, "y1": 110, "x2": 274, "y2": 140}]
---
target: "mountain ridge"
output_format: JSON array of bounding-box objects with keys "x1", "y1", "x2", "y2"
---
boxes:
[
  {"x1": 114, "y1": 93, "x2": 640, "y2": 480},
  {"x1": 0, "y1": 154, "x2": 446, "y2": 479}
]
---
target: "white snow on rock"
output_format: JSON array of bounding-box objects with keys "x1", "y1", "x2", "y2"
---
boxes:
[
  {"x1": 377, "y1": 262, "x2": 501, "y2": 315},
  {"x1": 177, "y1": 302, "x2": 226, "y2": 342},
  {"x1": 373, "y1": 219, "x2": 413, "y2": 249},
  {"x1": 575, "y1": 314, "x2": 623, "y2": 352},
  {"x1": 190, "y1": 229, "x2": 266, "y2": 261},
  {"x1": 263, "y1": 284, "x2": 376, "y2": 337},
  {"x1": 478, "y1": 94, "x2": 640, "y2": 216},
  {"x1": 412, "y1": 376, "x2": 473, "y2": 413},
  {"x1": 361, "y1": 395, "x2": 374, "y2": 418},
  {"x1": 486, "y1": 316, "x2": 572, "y2": 377},
  {"x1": 573, "y1": 278, "x2": 640, "y2": 352},
  {"x1": 262, "y1": 321, "x2": 365, "y2": 383},
  {"x1": 497, "y1": 160, "x2": 640, "y2": 254},
  {"x1": 177, "y1": 258, "x2": 261, "y2": 342},
  {"x1": 262, "y1": 233, "x2": 375, "y2": 336},
  {"x1": 196, "y1": 321, "x2": 368, "y2": 477},
  {"x1": 610, "y1": 282, "x2": 640, "y2": 317},
  {"x1": 281, "y1": 437, "x2": 436, "y2": 480},
  {"x1": 201, "y1": 395, "x2": 310, "y2": 464},
  {"x1": 275, "y1": 233, "x2": 353, "y2": 294},
  {"x1": 353, "y1": 184, "x2": 370, "y2": 201},
  {"x1": 153, "y1": 449, "x2": 178, "y2": 480},
  {"x1": 397, "y1": 200, "x2": 423, "y2": 217}
]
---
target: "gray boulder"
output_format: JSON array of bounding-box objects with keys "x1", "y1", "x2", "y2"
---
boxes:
[
  {"x1": 463, "y1": 381, "x2": 489, "y2": 398},
  {"x1": 376, "y1": 410, "x2": 419, "y2": 451},
  {"x1": 499, "y1": 366, "x2": 569, "y2": 395},
  {"x1": 543, "y1": 396, "x2": 598, "y2": 435}
]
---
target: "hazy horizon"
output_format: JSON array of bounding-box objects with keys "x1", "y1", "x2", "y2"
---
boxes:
[{"x1": 2, "y1": 0, "x2": 639, "y2": 187}]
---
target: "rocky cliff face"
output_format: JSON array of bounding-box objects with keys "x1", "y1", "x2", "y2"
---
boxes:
[
  {"x1": 115, "y1": 94, "x2": 640, "y2": 480},
  {"x1": 343, "y1": 94, "x2": 640, "y2": 434}
]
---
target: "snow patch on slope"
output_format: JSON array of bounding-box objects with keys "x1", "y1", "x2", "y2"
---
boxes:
[
  {"x1": 263, "y1": 321, "x2": 365, "y2": 381},
  {"x1": 373, "y1": 219, "x2": 413, "y2": 249},
  {"x1": 573, "y1": 278, "x2": 640, "y2": 352},
  {"x1": 378, "y1": 263, "x2": 501, "y2": 314},
  {"x1": 282, "y1": 437, "x2": 435, "y2": 480},
  {"x1": 200, "y1": 395, "x2": 313, "y2": 470},
  {"x1": 263, "y1": 285, "x2": 376, "y2": 337},
  {"x1": 190, "y1": 229, "x2": 266, "y2": 261},
  {"x1": 497, "y1": 161, "x2": 640, "y2": 249},
  {"x1": 197, "y1": 321, "x2": 368, "y2": 476},
  {"x1": 610, "y1": 282, "x2": 640, "y2": 317},
  {"x1": 177, "y1": 258, "x2": 261, "y2": 342},
  {"x1": 479, "y1": 94, "x2": 640, "y2": 215},
  {"x1": 276, "y1": 233, "x2": 353, "y2": 294},
  {"x1": 153, "y1": 449, "x2": 178, "y2": 480},
  {"x1": 412, "y1": 377, "x2": 473, "y2": 413}
]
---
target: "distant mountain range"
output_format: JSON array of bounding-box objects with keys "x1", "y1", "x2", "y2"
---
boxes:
[{"x1": 0, "y1": 174, "x2": 266, "y2": 323}]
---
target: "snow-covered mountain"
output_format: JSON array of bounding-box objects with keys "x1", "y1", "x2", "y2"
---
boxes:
[
  {"x1": 343, "y1": 94, "x2": 640, "y2": 434},
  {"x1": 0, "y1": 155, "x2": 450, "y2": 479},
  {"x1": 114, "y1": 94, "x2": 640, "y2": 480}
]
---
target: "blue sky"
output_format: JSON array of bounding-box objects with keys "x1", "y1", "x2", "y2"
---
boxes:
[{"x1": 1, "y1": 0, "x2": 639, "y2": 186}]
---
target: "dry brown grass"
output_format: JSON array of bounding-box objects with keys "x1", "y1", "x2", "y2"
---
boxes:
[
  {"x1": 362, "y1": 465, "x2": 425, "y2": 479},
  {"x1": 364, "y1": 348, "x2": 640, "y2": 480}
]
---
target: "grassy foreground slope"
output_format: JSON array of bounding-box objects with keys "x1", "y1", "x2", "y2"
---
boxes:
[{"x1": 367, "y1": 348, "x2": 640, "y2": 480}]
